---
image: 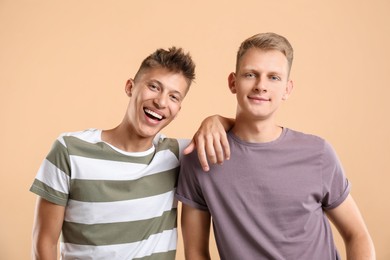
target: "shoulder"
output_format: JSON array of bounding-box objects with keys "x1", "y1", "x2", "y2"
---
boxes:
[
  {"x1": 58, "y1": 128, "x2": 100, "y2": 143},
  {"x1": 154, "y1": 134, "x2": 191, "y2": 159},
  {"x1": 57, "y1": 128, "x2": 101, "y2": 141},
  {"x1": 285, "y1": 128, "x2": 323, "y2": 141},
  {"x1": 284, "y1": 128, "x2": 327, "y2": 148},
  {"x1": 285, "y1": 128, "x2": 341, "y2": 165},
  {"x1": 51, "y1": 129, "x2": 101, "y2": 152}
]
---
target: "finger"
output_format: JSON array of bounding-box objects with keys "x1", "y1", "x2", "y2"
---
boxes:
[
  {"x1": 183, "y1": 139, "x2": 195, "y2": 155},
  {"x1": 196, "y1": 137, "x2": 210, "y2": 172},
  {"x1": 212, "y1": 138, "x2": 225, "y2": 165},
  {"x1": 219, "y1": 133, "x2": 230, "y2": 160},
  {"x1": 204, "y1": 134, "x2": 218, "y2": 165}
]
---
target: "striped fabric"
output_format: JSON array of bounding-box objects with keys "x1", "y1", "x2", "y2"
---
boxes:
[{"x1": 30, "y1": 129, "x2": 188, "y2": 260}]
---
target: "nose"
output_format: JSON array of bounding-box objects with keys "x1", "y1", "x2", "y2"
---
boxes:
[
  {"x1": 153, "y1": 93, "x2": 167, "y2": 108},
  {"x1": 254, "y1": 78, "x2": 267, "y2": 93}
]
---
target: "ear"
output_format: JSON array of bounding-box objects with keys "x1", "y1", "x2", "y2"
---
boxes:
[
  {"x1": 282, "y1": 79, "x2": 294, "y2": 100},
  {"x1": 228, "y1": 72, "x2": 237, "y2": 94},
  {"x1": 125, "y1": 79, "x2": 134, "y2": 97}
]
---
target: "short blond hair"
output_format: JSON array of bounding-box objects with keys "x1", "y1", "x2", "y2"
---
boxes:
[{"x1": 236, "y1": 32, "x2": 294, "y2": 75}]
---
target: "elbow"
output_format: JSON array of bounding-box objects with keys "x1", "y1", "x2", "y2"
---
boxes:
[
  {"x1": 185, "y1": 250, "x2": 211, "y2": 260},
  {"x1": 32, "y1": 235, "x2": 58, "y2": 260},
  {"x1": 343, "y1": 231, "x2": 376, "y2": 260}
]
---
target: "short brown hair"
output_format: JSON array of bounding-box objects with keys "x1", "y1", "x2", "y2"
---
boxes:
[
  {"x1": 236, "y1": 32, "x2": 294, "y2": 75},
  {"x1": 134, "y1": 47, "x2": 196, "y2": 87}
]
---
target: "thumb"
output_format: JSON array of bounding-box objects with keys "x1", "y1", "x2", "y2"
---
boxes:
[{"x1": 183, "y1": 140, "x2": 195, "y2": 155}]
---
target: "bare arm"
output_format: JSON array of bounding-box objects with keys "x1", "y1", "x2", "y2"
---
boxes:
[
  {"x1": 32, "y1": 197, "x2": 65, "y2": 260},
  {"x1": 326, "y1": 194, "x2": 375, "y2": 260},
  {"x1": 184, "y1": 115, "x2": 235, "y2": 172},
  {"x1": 181, "y1": 203, "x2": 212, "y2": 260}
]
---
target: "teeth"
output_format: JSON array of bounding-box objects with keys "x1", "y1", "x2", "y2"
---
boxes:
[{"x1": 144, "y1": 109, "x2": 163, "y2": 120}]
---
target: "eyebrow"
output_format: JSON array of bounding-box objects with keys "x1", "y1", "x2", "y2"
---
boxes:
[
  {"x1": 148, "y1": 79, "x2": 185, "y2": 98},
  {"x1": 241, "y1": 67, "x2": 286, "y2": 76}
]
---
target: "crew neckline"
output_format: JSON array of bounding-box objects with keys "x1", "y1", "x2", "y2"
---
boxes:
[
  {"x1": 97, "y1": 129, "x2": 155, "y2": 157},
  {"x1": 228, "y1": 127, "x2": 288, "y2": 147}
]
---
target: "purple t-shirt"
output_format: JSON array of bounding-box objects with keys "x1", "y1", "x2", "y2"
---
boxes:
[{"x1": 176, "y1": 128, "x2": 350, "y2": 260}]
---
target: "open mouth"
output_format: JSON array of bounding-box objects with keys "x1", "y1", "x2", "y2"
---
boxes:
[{"x1": 144, "y1": 108, "x2": 164, "y2": 121}]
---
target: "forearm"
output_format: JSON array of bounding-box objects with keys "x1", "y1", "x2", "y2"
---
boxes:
[
  {"x1": 345, "y1": 233, "x2": 375, "y2": 260},
  {"x1": 326, "y1": 195, "x2": 375, "y2": 260},
  {"x1": 32, "y1": 239, "x2": 58, "y2": 260}
]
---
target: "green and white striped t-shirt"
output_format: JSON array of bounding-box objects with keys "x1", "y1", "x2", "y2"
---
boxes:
[{"x1": 30, "y1": 128, "x2": 189, "y2": 260}]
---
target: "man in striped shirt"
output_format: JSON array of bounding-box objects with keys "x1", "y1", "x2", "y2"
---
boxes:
[{"x1": 30, "y1": 47, "x2": 231, "y2": 260}]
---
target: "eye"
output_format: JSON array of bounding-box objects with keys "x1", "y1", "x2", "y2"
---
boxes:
[
  {"x1": 244, "y1": 72, "x2": 256, "y2": 78},
  {"x1": 170, "y1": 94, "x2": 181, "y2": 102},
  {"x1": 149, "y1": 84, "x2": 160, "y2": 91},
  {"x1": 270, "y1": 75, "x2": 281, "y2": 81}
]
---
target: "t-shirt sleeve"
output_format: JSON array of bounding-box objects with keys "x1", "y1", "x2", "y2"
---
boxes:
[
  {"x1": 29, "y1": 137, "x2": 71, "y2": 206},
  {"x1": 321, "y1": 141, "x2": 351, "y2": 210},
  {"x1": 175, "y1": 150, "x2": 209, "y2": 211}
]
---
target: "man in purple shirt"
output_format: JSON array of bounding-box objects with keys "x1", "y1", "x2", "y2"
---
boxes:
[{"x1": 176, "y1": 32, "x2": 375, "y2": 259}]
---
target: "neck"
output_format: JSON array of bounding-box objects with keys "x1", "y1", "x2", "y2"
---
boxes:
[
  {"x1": 232, "y1": 117, "x2": 282, "y2": 143},
  {"x1": 101, "y1": 124, "x2": 154, "y2": 153}
]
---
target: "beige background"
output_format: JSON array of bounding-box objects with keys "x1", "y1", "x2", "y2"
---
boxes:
[{"x1": 1, "y1": 0, "x2": 389, "y2": 259}]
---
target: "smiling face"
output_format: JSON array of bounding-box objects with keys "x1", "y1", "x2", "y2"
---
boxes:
[
  {"x1": 229, "y1": 47, "x2": 293, "y2": 123},
  {"x1": 124, "y1": 67, "x2": 189, "y2": 140}
]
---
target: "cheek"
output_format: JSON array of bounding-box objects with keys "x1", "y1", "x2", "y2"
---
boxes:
[
  {"x1": 236, "y1": 91, "x2": 247, "y2": 101},
  {"x1": 139, "y1": 91, "x2": 153, "y2": 100},
  {"x1": 170, "y1": 103, "x2": 182, "y2": 116},
  {"x1": 174, "y1": 103, "x2": 182, "y2": 113}
]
